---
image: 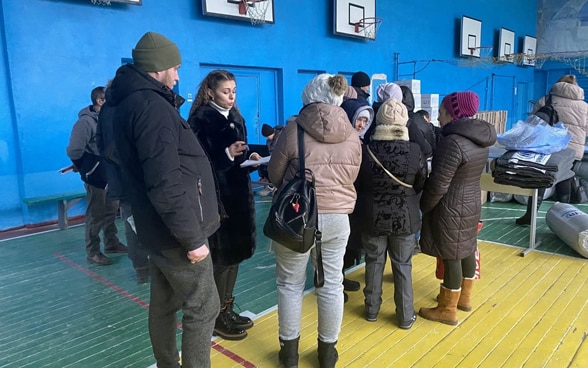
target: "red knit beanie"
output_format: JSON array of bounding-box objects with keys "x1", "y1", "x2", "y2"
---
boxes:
[{"x1": 442, "y1": 91, "x2": 480, "y2": 120}]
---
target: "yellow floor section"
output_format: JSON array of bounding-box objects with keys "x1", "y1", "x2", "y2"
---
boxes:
[{"x1": 211, "y1": 241, "x2": 588, "y2": 367}]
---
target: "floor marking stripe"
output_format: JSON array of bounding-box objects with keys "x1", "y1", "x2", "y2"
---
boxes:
[
  {"x1": 54, "y1": 252, "x2": 257, "y2": 367},
  {"x1": 212, "y1": 342, "x2": 257, "y2": 368},
  {"x1": 54, "y1": 252, "x2": 149, "y2": 309}
]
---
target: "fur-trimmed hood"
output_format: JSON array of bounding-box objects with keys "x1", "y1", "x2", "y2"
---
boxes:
[{"x1": 371, "y1": 124, "x2": 409, "y2": 141}]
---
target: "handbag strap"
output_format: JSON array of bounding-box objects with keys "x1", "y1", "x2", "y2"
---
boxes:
[
  {"x1": 297, "y1": 123, "x2": 305, "y2": 175},
  {"x1": 296, "y1": 123, "x2": 325, "y2": 288},
  {"x1": 366, "y1": 146, "x2": 413, "y2": 188}
]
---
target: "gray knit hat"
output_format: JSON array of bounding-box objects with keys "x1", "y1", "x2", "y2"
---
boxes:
[{"x1": 132, "y1": 32, "x2": 182, "y2": 72}]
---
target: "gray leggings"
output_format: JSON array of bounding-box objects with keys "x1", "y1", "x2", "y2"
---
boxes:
[{"x1": 442, "y1": 252, "x2": 476, "y2": 290}]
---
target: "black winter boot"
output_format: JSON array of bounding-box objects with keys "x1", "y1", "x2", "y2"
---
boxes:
[
  {"x1": 224, "y1": 297, "x2": 254, "y2": 329},
  {"x1": 278, "y1": 337, "x2": 299, "y2": 368},
  {"x1": 213, "y1": 306, "x2": 247, "y2": 340},
  {"x1": 515, "y1": 195, "x2": 543, "y2": 225},
  {"x1": 317, "y1": 339, "x2": 338, "y2": 368}
]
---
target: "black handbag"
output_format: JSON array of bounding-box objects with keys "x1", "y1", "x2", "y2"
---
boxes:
[
  {"x1": 571, "y1": 176, "x2": 588, "y2": 204},
  {"x1": 263, "y1": 123, "x2": 324, "y2": 287}
]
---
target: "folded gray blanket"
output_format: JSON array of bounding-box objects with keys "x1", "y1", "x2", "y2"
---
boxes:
[{"x1": 492, "y1": 148, "x2": 576, "y2": 188}]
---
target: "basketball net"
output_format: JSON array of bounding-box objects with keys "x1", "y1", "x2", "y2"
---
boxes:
[
  {"x1": 91, "y1": 0, "x2": 111, "y2": 5},
  {"x1": 354, "y1": 17, "x2": 383, "y2": 40},
  {"x1": 240, "y1": 0, "x2": 269, "y2": 25}
]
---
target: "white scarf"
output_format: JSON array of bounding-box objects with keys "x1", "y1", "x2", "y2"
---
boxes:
[{"x1": 210, "y1": 101, "x2": 230, "y2": 118}]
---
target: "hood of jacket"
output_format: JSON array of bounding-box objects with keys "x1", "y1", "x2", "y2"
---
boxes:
[
  {"x1": 108, "y1": 64, "x2": 185, "y2": 109},
  {"x1": 295, "y1": 103, "x2": 356, "y2": 144},
  {"x1": 78, "y1": 105, "x2": 98, "y2": 121},
  {"x1": 441, "y1": 118, "x2": 497, "y2": 148},
  {"x1": 550, "y1": 81, "x2": 585, "y2": 101},
  {"x1": 400, "y1": 85, "x2": 415, "y2": 112}
]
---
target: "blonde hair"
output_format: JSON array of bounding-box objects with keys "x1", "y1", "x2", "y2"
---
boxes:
[{"x1": 557, "y1": 74, "x2": 577, "y2": 85}]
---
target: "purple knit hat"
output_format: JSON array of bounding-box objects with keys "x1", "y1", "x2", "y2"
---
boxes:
[{"x1": 442, "y1": 91, "x2": 480, "y2": 120}]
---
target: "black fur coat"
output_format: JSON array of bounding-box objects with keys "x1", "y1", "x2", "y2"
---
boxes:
[{"x1": 188, "y1": 105, "x2": 256, "y2": 265}]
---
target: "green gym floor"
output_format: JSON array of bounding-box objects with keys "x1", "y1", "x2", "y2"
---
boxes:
[{"x1": 1, "y1": 197, "x2": 587, "y2": 367}]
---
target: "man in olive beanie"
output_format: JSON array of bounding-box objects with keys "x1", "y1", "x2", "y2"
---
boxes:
[
  {"x1": 108, "y1": 31, "x2": 220, "y2": 368},
  {"x1": 351, "y1": 70, "x2": 371, "y2": 103},
  {"x1": 132, "y1": 31, "x2": 182, "y2": 72}
]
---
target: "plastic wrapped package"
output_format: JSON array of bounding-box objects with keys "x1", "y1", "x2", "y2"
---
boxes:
[
  {"x1": 496, "y1": 115, "x2": 572, "y2": 154},
  {"x1": 545, "y1": 202, "x2": 588, "y2": 258}
]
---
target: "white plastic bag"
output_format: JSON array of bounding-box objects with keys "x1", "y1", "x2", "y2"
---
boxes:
[{"x1": 497, "y1": 115, "x2": 572, "y2": 154}]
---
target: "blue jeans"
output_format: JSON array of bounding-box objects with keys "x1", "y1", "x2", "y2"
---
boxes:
[{"x1": 275, "y1": 214, "x2": 350, "y2": 343}]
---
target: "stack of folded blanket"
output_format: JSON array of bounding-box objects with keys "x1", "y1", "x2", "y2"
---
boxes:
[{"x1": 491, "y1": 148, "x2": 576, "y2": 188}]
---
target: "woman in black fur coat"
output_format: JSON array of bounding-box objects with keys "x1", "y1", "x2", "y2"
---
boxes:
[{"x1": 188, "y1": 70, "x2": 260, "y2": 341}]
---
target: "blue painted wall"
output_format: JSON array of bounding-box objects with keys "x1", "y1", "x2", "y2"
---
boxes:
[{"x1": 0, "y1": 0, "x2": 538, "y2": 230}]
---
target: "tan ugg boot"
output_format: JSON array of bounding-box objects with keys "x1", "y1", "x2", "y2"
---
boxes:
[
  {"x1": 420, "y1": 284, "x2": 460, "y2": 326},
  {"x1": 458, "y1": 277, "x2": 475, "y2": 312}
]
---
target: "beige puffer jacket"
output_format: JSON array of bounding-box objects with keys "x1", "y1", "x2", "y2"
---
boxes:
[
  {"x1": 533, "y1": 82, "x2": 588, "y2": 160},
  {"x1": 268, "y1": 103, "x2": 361, "y2": 214}
]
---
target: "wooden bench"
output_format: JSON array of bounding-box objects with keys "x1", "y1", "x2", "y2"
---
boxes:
[
  {"x1": 23, "y1": 191, "x2": 86, "y2": 230},
  {"x1": 480, "y1": 174, "x2": 540, "y2": 256}
]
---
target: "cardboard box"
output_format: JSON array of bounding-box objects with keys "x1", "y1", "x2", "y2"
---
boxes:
[
  {"x1": 421, "y1": 94, "x2": 440, "y2": 107},
  {"x1": 394, "y1": 79, "x2": 421, "y2": 94},
  {"x1": 412, "y1": 93, "x2": 421, "y2": 108}
]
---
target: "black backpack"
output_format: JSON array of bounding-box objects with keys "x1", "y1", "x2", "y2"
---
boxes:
[
  {"x1": 535, "y1": 94, "x2": 559, "y2": 126},
  {"x1": 263, "y1": 123, "x2": 324, "y2": 288}
]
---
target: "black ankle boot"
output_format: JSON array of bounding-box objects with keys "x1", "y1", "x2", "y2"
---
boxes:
[
  {"x1": 279, "y1": 337, "x2": 299, "y2": 368},
  {"x1": 213, "y1": 306, "x2": 247, "y2": 340},
  {"x1": 317, "y1": 339, "x2": 338, "y2": 368},
  {"x1": 224, "y1": 297, "x2": 253, "y2": 329},
  {"x1": 516, "y1": 195, "x2": 543, "y2": 225}
]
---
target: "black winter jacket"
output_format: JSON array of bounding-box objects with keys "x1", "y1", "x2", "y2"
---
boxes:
[
  {"x1": 355, "y1": 139, "x2": 426, "y2": 236},
  {"x1": 109, "y1": 64, "x2": 220, "y2": 253},
  {"x1": 97, "y1": 89, "x2": 125, "y2": 200}
]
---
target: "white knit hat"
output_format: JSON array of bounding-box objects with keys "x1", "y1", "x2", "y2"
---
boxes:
[{"x1": 301, "y1": 74, "x2": 348, "y2": 106}]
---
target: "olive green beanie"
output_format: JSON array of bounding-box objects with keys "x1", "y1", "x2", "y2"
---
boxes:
[{"x1": 132, "y1": 32, "x2": 182, "y2": 72}]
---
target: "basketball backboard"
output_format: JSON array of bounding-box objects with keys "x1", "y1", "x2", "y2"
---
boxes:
[
  {"x1": 498, "y1": 28, "x2": 515, "y2": 63},
  {"x1": 333, "y1": 0, "x2": 378, "y2": 40},
  {"x1": 202, "y1": 0, "x2": 275, "y2": 24},
  {"x1": 522, "y1": 35, "x2": 537, "y2": 66},
  {"x1": 460, "y1": 16, "x2": 482, "y2": 58}
]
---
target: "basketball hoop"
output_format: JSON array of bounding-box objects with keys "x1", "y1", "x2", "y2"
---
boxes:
[
  {"x1": 239, "y1": 0, "x2": 269, "y2": 25},
  {"x1": 468, "y1": 46, "x2": 493, "y2": 58},
  {"x1": 354, "y1": 17, "x2": 383, "y2": 40},
  {"x1": 91, "y1": 0, "x2": 111, "y2": 5}
]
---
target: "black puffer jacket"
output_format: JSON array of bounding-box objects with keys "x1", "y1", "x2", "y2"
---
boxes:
[
  {"x1": 109, "y1": 64, "x2": 220, "y2": 253},
  {"x1": 188, "y1": 105, "x2": 256, "y2": 266},
  {"x1": 420, "y1": 118, "x2": 497, "y2": 259}
]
